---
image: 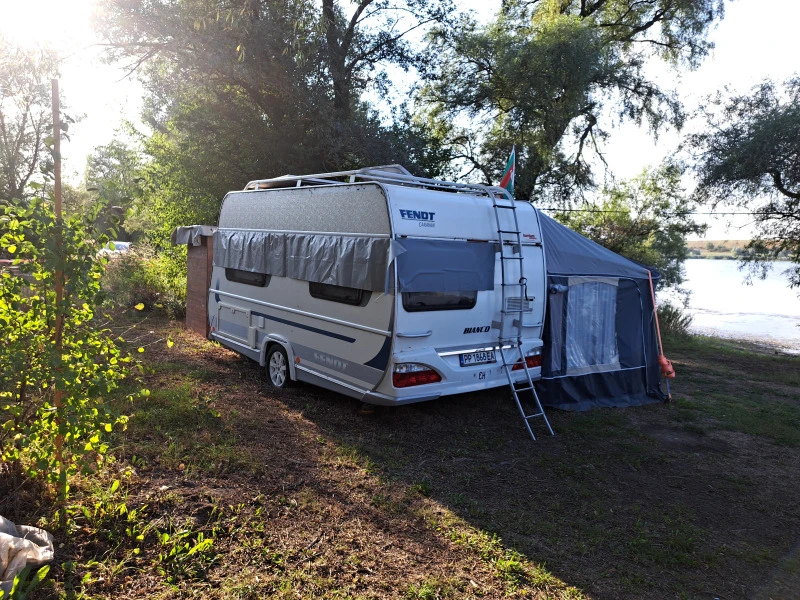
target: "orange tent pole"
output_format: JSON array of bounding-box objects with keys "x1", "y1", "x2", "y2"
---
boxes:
[{"x1": 647, "y1": 270, "x2": 675, "y2": 393}]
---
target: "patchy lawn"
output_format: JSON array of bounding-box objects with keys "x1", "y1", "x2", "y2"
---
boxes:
[{"x1": 2, "y1": 316, "x2": 799, "y2": 599}]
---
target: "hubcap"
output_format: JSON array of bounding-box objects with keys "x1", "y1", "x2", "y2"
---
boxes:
[{"x1": 269, "y1": 351, "x2": 287, "y2": 387}]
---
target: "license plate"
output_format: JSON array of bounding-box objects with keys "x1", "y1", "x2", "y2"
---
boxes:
[{"x1": 459, "y1": 350, "x2": 497, "y2": 367}]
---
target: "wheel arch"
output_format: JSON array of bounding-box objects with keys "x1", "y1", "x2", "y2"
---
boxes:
[{"x1": 259, "y1": 334, "x2": 297, "y2": 381}]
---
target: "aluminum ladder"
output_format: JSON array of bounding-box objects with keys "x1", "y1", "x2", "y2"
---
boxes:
[{"x1": 490, "y1": 189, "x2": 554, "y2": 441}]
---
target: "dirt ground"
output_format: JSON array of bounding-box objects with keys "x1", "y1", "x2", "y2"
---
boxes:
[{"x1": 3, "y1": 318, "x2": 799, "y2": 599}]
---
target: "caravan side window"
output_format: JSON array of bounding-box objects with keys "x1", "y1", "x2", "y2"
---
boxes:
[
  {"x1": 225, "y1": 268, "x2": 269, "y2": 287},
  {"x1": 402, "y1": 291, "x2": 478, "y2": 312},
  {"x1": 309, "y1": 282, "x2": 366, "y2": 306}
]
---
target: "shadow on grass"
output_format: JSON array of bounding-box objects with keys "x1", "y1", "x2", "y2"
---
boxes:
[
  {"x1": 88, "y1": 325, "x2": 800, "y2": 600},
  {"x1": 270, "y1": 334, "x2": 800, "y2": 600}
]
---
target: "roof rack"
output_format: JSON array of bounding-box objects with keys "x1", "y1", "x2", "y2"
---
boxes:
[{"x1": 243, "y1": 165, "x2": 512, "y2": 199}]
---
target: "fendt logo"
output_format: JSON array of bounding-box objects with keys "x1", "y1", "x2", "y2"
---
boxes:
[
  {"x1": 399, "y1": 208, "x2": 436, "y2": 227},
  {"x1": 463, "y1": 326, "x2": 491, "y2": 334},
  {"x1": 313, "y1": 352, "x2": 349, "y2": 372}
]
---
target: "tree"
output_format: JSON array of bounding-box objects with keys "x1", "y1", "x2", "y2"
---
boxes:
[
  {"x1": 0, "y1": 38, "x2": 60, "y2": 201},
  {"x1": 94, "y1": 0, "x2": 456, "y2": 240},
  {"x1": 691, "y1": 76, "x2": 800, "y2": 290},
  {"x1": 555, "y1": 163, "x2": 706, "y2": 289},
  {"x1": 421, "y1": 0, "x2": 725, "y2": 201},
  {"x1": 84, "y1": 139, "x2": 145, "y2": 239},
  {"x1": 95, "y1": 0, "x2": 455, "y2": 170}
]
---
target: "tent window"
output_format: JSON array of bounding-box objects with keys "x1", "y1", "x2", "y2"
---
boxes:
[
  {"x1": 402, "y1": 291, "x2": 478, "y2": 312},
  {"x1": 309, "y1": 282, "x2": 365, "y2": 306},
  {"x1": 566, "y1": 280, "x2": 619, "y2": 372},
  {"x1": 225, "y1": 268, "x2": 269, "y2": 287}
]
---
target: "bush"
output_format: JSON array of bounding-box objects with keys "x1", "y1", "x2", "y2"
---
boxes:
[
  {"x1": 0, "y1": 198, "x2": 136, "y2": 497},
  {"x1": 102, "y1": 244, "x2": 187, "y2": 318},
  {"x1": 658, "y1": 302, "x2": 694, "y2": 336}
]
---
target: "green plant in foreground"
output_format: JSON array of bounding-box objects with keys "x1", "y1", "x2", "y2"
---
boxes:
[
  {"x1": 156, "y1": 528, "x2": 217, "y2": 584},
  {"x1": 0, "y1": 197, "x2": 140, "y2": 500},
  {"x1": 0, "y1": 564, "x2": 50, "y2": 600}
]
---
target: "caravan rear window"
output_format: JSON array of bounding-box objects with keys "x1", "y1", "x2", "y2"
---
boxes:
[
  {"x1": 402, "y1": 291, "x2": 478, "y2": 312},
  {"x1": 309, "y1": 282, "x2": 366, "y2": 306},
  {"x1": 225, "y1": 268, "x2": 269, "y2": 287}
]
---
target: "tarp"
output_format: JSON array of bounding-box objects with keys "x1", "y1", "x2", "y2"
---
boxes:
[
  {"x1": 212, "y1": 230, "x2": 495, "y2": 294},
  {"x1": 0, "y1": 515, "x2": 54, "y2": 594},
  {"x1": 536, "y1": 213, "x2": 665, "y2": 411},
  {"x1": 213, "y1": 229, "x2": 393, "y2": 292},
  {"x1": 395, "y1": 238, "x2": 496, "y2": 292},
  {"x1": 171, "y1": 225, "x2": 217, "y2": 246}
]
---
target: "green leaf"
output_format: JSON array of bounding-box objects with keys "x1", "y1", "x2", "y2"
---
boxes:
[
  {"x1": 134, "y1": 303, "x2": 145, "y2": 311},
  {"x1": 111, "y1": 479, "x2": 120, "y2": 493},
  {"x1": 7, "y1": 245, "x2": 16, "y2": 254},
  {"x1": 166, "y1": 338, "x2": 174, "y2": 348}
]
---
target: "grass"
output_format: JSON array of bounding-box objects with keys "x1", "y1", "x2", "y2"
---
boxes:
[
  {"x1": 3, "y1": 316, "x2": 799, "y2": 599},
  {"x1": 120, "y1": 383, "x2": 257, "y2": 476},
  {"x1": 667, "y1": 334, "x2": 800, "y2": 446}
]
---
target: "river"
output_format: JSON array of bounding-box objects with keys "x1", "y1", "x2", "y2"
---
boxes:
[{"x1": 681, "y1": 259, "x2": 800, "y2": 351}]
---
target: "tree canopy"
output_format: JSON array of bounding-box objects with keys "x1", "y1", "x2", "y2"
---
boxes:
[
  {"x1": 691, "y1": 76, "x2": 800, "y2": 289},
  {"x1": 94, "y1": 0, "x2": 457, "y2": 237},
  {"x1": 421, "y1": 0, "x2": 725, "y2": 200},
  {"x1": 555, "y1": 162, "x2": 705, "y2": 289}
]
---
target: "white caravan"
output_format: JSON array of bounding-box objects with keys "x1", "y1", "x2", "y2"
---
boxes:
[{"x1": 208, "y1": 166, "x2": 549, "y2": 412}]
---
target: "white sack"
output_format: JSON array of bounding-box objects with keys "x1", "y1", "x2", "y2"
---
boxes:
[{"x1": 0, "y1": 515, "x2": 54, "y2": 594}]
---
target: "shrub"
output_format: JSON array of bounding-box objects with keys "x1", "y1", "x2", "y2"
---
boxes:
[
  {"x1": 102, "y1": 243, "x2": 187, "y2": 319},
  {"x1": 0, "y1": 198, "x2": 136, "y2": 499},
  {"x1": 658, "y1": 302, "x2": 694, "y2": 336}
]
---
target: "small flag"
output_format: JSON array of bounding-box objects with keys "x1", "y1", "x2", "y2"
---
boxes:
[{"x1": 499, "y1": 145, "x2": 515, "y2": 196}]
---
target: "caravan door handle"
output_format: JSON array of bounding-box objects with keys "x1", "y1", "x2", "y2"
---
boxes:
[{"x1": 397, "y1": 330, "x2": 432, "y2": 338}]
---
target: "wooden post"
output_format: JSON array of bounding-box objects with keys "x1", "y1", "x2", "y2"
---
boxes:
[
  {"x1": 186, "y1": 235, "x2": 214, "y2": 338},
  {"x1": 51, "y1": 79, "x2": 65, "y2": 504}
]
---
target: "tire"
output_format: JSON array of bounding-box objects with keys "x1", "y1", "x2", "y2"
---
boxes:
[{"x1": 266, "y1": 345, "x2": 292, "y2": 389}]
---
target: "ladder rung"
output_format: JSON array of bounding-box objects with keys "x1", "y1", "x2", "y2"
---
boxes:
[
  {"x1": 493, "y1": 204, "x2": 516, "y2": 209},
  {"x1": 515, "y1": 387, "x2": 534, "y2": 393},
  {"x1": 499, "y1": 256, "x2": 523, "y2": 260},
  {"x1": 498, "y1": 229, "x2": 521, "y2": 234},
  {"x1": 525, "y1": 412, "x2": 545, "y2": 419}
]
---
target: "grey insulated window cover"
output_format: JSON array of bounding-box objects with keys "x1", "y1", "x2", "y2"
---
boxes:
[
  {"x1": 214, "y1": 230, "x2": 392, "y2": 292},
  {"x1": 395, "y1": 238, "x2": 495, "y2": 292}
]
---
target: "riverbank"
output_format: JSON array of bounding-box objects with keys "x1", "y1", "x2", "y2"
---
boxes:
[
  {"x1": 683, "y1": 258, "x2": 800, "y2": 352},
  {"x1": 686, "y1": 239, "x2": 749, "y2": 259},
  {"x1": 2, "y1": 315, "x2": 799, "y2": 599}
]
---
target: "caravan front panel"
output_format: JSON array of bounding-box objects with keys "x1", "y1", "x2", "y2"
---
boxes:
[{"x1": 363, "y1": 185, "x2": 547, "y2": 404}]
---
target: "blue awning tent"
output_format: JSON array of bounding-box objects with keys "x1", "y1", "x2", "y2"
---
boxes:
[{"x1": 535, "y1": 213, "x2": 667, "y2": 411}]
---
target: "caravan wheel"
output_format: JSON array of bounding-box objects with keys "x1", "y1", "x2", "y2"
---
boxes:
[{"x1": 266, "y1": 345, "x2": 292, "y2": 389}]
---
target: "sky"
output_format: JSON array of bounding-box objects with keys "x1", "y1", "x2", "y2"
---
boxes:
[{"x1": 0, "y1": 0, "x2": 798, "y2": 239}]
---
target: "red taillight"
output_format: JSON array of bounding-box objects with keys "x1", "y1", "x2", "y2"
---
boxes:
[
  {"x1": 392, "y1": 363, "x2": 442, "y2": 388},
  {"x1": 512, "y1": 354, "x2": 543, "y2": 371}
]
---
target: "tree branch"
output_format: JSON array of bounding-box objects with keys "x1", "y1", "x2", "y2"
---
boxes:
[{"x1": 767, "y1": 169, "x2": 800, "y2": 200}]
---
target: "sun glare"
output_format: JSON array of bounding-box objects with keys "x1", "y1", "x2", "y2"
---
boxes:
[{"x1": 0, "y1": 0, "x2": 94, "y2": 51}]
